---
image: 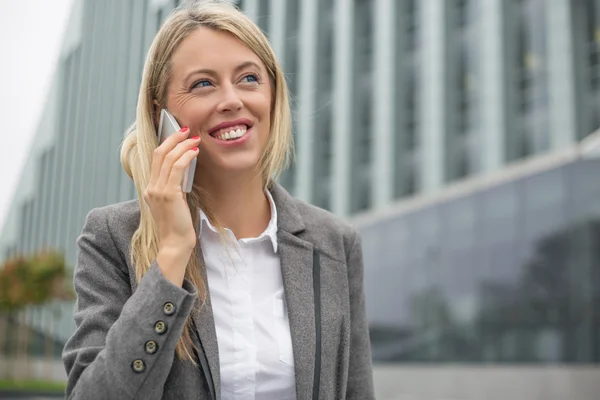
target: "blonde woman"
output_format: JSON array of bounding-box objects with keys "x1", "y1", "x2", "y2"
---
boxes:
[{"x1": 62, "y1": 2, "x2": 374, "y2": 399}]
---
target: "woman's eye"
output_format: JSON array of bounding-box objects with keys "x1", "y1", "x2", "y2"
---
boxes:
[
  {"x1": 242, "y1": 74, "x2": 259, "y2": 83},
  {"x1": 192, "y1": 80, "x2": 212, "y2": 89}
]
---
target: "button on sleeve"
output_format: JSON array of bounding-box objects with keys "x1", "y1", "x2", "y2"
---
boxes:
[
  {"x1": 163, "y1": 302, "x2": 176, "y2": 315},
  {"x1": 131, "y1": 359, "x2": 146, "y2": 373},
  {"x1": 145, "y1": 340, "x2": 158, "y2": 354},
  {"x1": 154, "y1": 320, "x2": 167, "y2": 335}
]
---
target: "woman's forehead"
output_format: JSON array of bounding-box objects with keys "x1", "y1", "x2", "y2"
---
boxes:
[{"x1": 170, "y1": 27, "x2": 264, "y2": 75}]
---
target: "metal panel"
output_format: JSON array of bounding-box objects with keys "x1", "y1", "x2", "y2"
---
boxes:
[
  {"x1": 547, "y1": 0, "x2": 577, "y2": 149},
  {"x1": 331, "y1": 0, "x2": 355, "y2": 216},
  {"x1": 48, "y1": 56, "x2": 70, "y2": 251},
  {"x1": 54, "y1": 48, "x2": 80, "y2": 252},
  {"x1": 371, "y1": 0, "x2": 396, "y2": 208},
  {"x1": 480, "y1": 0, "x2": 507, "y2": 172},
  {"x1": 267, "y1": 0, "x2": 286, "y2": 63},
  {"x1": 295, "y1": 0, "x2": 319, "y2": 203},
  {"x1": 419, "y1": 0, "x2": 449, "y2": 192},
  {"x1": 65, "y1": 1, "x2": 100, "y2": 267},
  {"x1": 120, "y1": 0, "x2": 148, "y2": 202},
  {"x1": 105, "y1": 1, "x2": 133, "y2": 204},
  {"x1": 243, "y1": 0, "x2": 259, "y2": 23}
]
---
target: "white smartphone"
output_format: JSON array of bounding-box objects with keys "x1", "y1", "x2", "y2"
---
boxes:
[{"x1": 157, "y1": 109, "x2": 196, "y2": 193}]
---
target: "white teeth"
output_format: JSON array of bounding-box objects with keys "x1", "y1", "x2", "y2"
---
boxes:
[{"x1": 217, "y1": 127, "x2": 247, "y2": 141}]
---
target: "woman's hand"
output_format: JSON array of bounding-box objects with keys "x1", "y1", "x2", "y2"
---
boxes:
[{"x1": 143, "y1": 126, "x2": 201, "y2": 286}]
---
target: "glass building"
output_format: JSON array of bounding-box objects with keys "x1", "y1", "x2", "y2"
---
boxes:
[
  {"x1": 1, "y1": 0, "x2": 599, "y2": 397},
  {"x1": 362, "y1": 147, "x2": 600, "y2": 364}
]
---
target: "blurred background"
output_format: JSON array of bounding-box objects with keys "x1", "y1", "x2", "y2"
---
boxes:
[{"x1": 0, "y1": 0, "x2": 599, "y2": 399}]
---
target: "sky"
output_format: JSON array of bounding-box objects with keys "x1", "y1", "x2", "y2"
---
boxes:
[{"x1": 0, "y1": 0, "x2": 75, "y2": 230}]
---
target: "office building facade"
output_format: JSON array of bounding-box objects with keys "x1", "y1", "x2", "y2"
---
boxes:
[{"x1": 1, "y1": 0, "x2": 599, "y2": 398}]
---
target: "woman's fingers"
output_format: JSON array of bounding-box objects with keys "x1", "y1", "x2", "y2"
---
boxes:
[
  {"x1": 149, "y1": 127, "x2": 190, "y2": 185},
  {"x1": 167, "y1": 145, "x2": 200, "y2": 189},
  {"x1": 156, "y1": 136, "x2": 201, "y2": 188}
]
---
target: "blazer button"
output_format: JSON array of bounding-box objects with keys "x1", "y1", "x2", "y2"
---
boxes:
[
  {"x1": 154, "y1": 321, "x2": 167, "y2": 335},
  {"x1": 132, "y1": 359, "x2": 145, "y2": 373},
  {"x1": 145, "y1": 340, "x2": 158, "y2": 354},
  {"x1": 163, "y1": 302, "x2": 176, "y2": 315}
]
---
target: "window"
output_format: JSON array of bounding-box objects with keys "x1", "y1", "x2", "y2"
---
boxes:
[
  {"x1": 366, "y1": 157, "x2": 600, "y2": 363},
  {"x1": 405, "y1": 0, "x2": 418, "y2": 51},
  {"x1": 456, "y1": 0, "x2": 468, "y2": 27},
  {"x1": 451, "y1": 0, "x2": 480, "y2": 179},
  {"x1": 513, "y1": 0, "x2": 549, "y2": 158},
  {"x1": 156, "y1": 8, "x2": 164, "y2": 31},
  {"x1": 586, "y1": 0, "x2": 600, "y2": 90},
  {"x1": 394, "y1": 0, "x2": 419, "y2": 199},
  {"x1": 349, "y1": 0, "x2": 374, "y2": 213},
  {"x1": 585, "y1": 0, "x2": 600, "y2": 134},
  {"x1": 257, "y1": 0, "x2": 270, "y2": 35},
  {"x1": 354, "y1": 0, "x2": 373, "y2": 167}
]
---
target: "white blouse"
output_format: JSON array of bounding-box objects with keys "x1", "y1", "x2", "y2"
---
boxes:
[{"x1": 199, "y1": 192, "x2": 297, "y2": 400}]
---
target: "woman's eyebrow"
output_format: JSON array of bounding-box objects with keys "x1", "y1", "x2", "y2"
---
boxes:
[{"x1": 183, "y1": 61, "x2": 262, "y2": 82}]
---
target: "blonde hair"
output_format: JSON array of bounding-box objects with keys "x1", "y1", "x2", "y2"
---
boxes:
[{"x1": 120, "y1": 1, "x2": 292, "y2": 362}]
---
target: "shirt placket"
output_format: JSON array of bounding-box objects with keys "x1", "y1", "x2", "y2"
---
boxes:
[{"x1": 227, "y1": 241, "x2": 257, "y2": 399}]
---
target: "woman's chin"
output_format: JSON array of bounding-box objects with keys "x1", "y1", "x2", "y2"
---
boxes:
[{"x1": 199, "y1": 156, "x2": 262, "y2": 178}]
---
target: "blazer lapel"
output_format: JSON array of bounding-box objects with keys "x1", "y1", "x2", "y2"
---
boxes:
[
  {"x1": 270, "y1": 184, "x2": 316, "y2": 400},
  {"x1": 191, "y1": 244, "x2": 221, "y2": 400},
  {"x1": 278, "y1": 231, "x2": 315, "y2": 400}
]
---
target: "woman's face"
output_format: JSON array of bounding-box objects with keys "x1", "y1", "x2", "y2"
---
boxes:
[{"x1": 165, "y1": 26, "x2": 272, "y2": 177}]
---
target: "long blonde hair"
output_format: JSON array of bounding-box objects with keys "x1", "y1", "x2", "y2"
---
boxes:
[{"x1": 120, "y1": 1, "x2": 292, "y2": 362}]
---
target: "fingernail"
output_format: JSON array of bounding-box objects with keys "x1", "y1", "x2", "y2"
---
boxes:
[
  {"x1": 191, "y1": 136, "x2": 200, "y2": 140},
  {"x1": 192, "y1": 147, "x2": 198, "y2": 151},
  {"x1": 181, "y1": 126, "x2": 189, "y2": 133}
]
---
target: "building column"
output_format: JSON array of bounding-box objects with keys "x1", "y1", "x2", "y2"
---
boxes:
[
  {"x1": 268, "y1": 0, "x2": 286, "y2": 63},
  {"x1": 243, "y1": 0, "x2": 260, "y2": 24},
  {"x1": 419, "y1": 0, "x2": 448, "y2": 192},
  {"x1": 371, "y1": 0, "x2": 396, "y2": 208},
  {"x1": 120, "y1": 0, "x2": 147, "y2": 202},
  {"x1": 295, "y1": 0, "x2": 319, "y2": 203},
  {"x1": 331, "y1": 0, "x2": 355, "y2": 216},
  {"x1": 547, "y1": 0, "x2": 577, "y2": 149},
  {"x1": 105, "y1": 0, "x2": 133, "y2": 205},
  {"x1": 480, "y1": 0, "x2": 506, "y2": 172}
]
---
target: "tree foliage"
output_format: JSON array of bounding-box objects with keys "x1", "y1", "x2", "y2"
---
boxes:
[{"x1": 0, "y1": 250, "x2": 73, "y2": 312}]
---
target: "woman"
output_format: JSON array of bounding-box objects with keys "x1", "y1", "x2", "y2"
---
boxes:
[{"x1": 62, "y1": 2, "x2": 374, "y2": 399}]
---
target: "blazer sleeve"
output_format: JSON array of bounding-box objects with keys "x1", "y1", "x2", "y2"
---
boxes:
[
  {"x1": 345, "y1": 229, "x2": 375, "y2": 399},
  {"x1": 62, "y1": 207, "x2": 198, "y2": 400}
]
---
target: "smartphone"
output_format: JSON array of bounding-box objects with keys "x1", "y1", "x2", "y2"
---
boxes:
[{"x1": 157, "y1": 109, "x2": 196, "y2": 193}]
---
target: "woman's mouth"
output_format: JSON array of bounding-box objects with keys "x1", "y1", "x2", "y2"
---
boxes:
[
  {"x1": 210, "y1": 124, "x2": 248, "y2": 141},
  {"x1": 208, "y1": 124, "x2": 253, "y2": 146}
]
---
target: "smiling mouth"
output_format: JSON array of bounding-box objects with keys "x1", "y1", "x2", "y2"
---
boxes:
[{"x1": 209, "y1": 124, "x2": 249, "y2": 141}]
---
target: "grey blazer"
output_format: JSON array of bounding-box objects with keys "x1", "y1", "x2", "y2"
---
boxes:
[{"x1": 62, "y1": 183, "x2": 375, "y2": 400}]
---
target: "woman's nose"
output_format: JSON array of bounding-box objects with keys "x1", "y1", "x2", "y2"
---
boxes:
[{"x1": 217, "y1": 85, "x2": 243, "y2": 113}]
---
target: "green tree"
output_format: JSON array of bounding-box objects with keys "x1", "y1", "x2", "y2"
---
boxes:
[{"x1": 0, "y1": 250, "x2": 73, "y2": 380}]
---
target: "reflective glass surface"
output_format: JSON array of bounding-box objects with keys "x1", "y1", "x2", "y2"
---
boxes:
[{"x1": 363, "y1": 158, "x2": 600, "y2": 363}]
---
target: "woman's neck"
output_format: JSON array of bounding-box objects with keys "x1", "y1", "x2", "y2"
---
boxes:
[{"x1": 198, "y1": 172, "x2": 271, "y2": 240}]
